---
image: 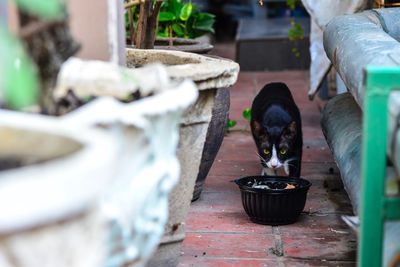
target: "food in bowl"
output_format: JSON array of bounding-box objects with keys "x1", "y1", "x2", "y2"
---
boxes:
[{"x1": 249, "y1": 179, "x2": 297, "y2": 190}]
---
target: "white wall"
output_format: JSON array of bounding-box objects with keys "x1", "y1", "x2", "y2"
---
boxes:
[{"x1": 66, "y1": 0, "x2": 125, "y2": 65}]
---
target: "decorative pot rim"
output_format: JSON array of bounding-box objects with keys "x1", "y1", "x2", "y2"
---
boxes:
[{"x1": 126, "y1": 48, "x2": 240, "y2": 91}]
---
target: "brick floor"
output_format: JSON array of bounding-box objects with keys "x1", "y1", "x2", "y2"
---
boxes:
[{"x1": 178, "y1": 43, "x2": 356, "y2": 267}]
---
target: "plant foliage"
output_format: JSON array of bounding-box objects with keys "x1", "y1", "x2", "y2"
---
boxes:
[
  {"x1": 285, "y1": 0, "x2": 303, "y2": 58},
  {"x1": 242, "y1": 108, "x2": 252, "y2": 121},
  {"x1": 157, "y1": 0, "x2": 215, "y2": 39},
  {"x1": 227, "y1": 118, "x2": 237, "y2": 129}
]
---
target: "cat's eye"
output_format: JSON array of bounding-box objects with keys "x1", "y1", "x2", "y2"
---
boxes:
[
  {"x1": 263, "y1": 149, "x2": 270, "y2": 155},
  {"x1": 279, "y1": 149, "x2": 287, "y2": 155}
]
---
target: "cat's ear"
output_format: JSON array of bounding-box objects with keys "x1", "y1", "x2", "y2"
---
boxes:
[
  {"x1": 252, "y1": 120, "x2": 264, "y2": 136},
  {"x1": 284, "y1": 121, "x2": 297, "y2": 139}
]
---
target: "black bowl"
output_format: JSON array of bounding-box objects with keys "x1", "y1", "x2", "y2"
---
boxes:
[{"x1": 234, "y1": 176, "x2": 311, "y2": 225}]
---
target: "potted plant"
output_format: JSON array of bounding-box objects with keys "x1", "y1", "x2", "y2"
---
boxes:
[
  {"x1": 3, "y1": 1, "x2": 238, "y2": 266},
  {"x1": 125, "y1": 6, "x2": 238, "y2": 265},
  {"x1": 125, "y1": 0, "x2": 215, "y2": 53},
  {"x1": 126, "y1": 47, "x2": 239, "y2": 267},
  {"x1": 123, "y1": 2, "x2": 239, "y2": 265},
  {"x1": 0, "y1": 2, "x2": 198, "y2": 266},
  {"x1": 156, "y1": 0, "x2": 215, "y2": 53}
]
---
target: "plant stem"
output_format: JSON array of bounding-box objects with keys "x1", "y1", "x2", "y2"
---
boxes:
[
  {"x1": 144, "y1": 0, "x2": 162, "y2": 48},
  {"x1": 135, "y1": 0, "x2": 151, "y2": 48},
  {"x1": 168, "y1": 25, "x2": 173, "y2": 46},
  {"x1": 128, "y1": 7, "x2": 135, "y2": 45},
  {"x1": 124, "y1": 0, "x2": 141, "y2": 9},
  {"x1": 135, "y1": 0, "x2": 163, "y2": 49},
  {"x1": 184, "y1": 19, "x2": 188, "y2": 38}
]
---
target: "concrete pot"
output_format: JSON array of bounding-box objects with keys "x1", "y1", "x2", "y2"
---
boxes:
[
  {"x1": 126, "y1": 48, "x2": 239, "y2": 267},
  {"x1": 0, "y1": 63, "x2": 198, "y2": 267}
]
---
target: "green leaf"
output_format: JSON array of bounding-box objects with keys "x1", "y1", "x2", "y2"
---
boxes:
[
  {"x1": 125, "y1": 12, "x2": 129, "y2": 26},
  {"x1": 15, "y1": 0, "x2": 64, "y2": 20},
  {"x1": 158, "y1": 1, "x2": 215, "y2": 39},
  {"x1": 288, "y1": 20, "x2": 303, "y2": 41},
  {"x1": 286, "y1": 0, "x2": 296, "y2": 10},
  {"x1": 197, "y1": 12, "x2": 216, "y2": 21},
  {"x1": 159, "y1": 11, "x2": 176, "y2": 22},
  {"x1": 193, "y1": 13, "x2": 215, "y2": 32},
  {"x1": 157, "y1": 29, "x2": 169, "y2": 38},
  {"x1": 169, "y1": 0, "x2": 184, "y2": 17},
  {"x1": 227, "y1": 119, "x2": 237, "y2": 129},
  {"x1": 172, "y1": 23, "x2": 185, "y2": 37},
  {"x1": 242, "y1": 108, "x2": 252, "y2": 121},
  {"x1": 0, "y1": 25, "x2": 39, "y2": 110},
  {"x1": 184, "y1": 17, "x2": 195, "y2": 38},
  {"x1": 180, "y1": 3, "x2": 193, "y2": 21}
]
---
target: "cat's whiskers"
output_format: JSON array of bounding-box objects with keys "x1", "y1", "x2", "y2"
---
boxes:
[
  {"x1": 284, "y1": 160, "x2": 294, "y2": 165},
  {"x1": 283, "y1": 157, "x2": 300, "y2": 174},
  {"x1": 284, "y1": 158, "x2": 298, "y2": 166},
  {"x1": 255, "y1": 151, "x2": 268, "y2": 165},
  {"x1": 285, "y1": 157, "x2": 298, "y2": 163}
]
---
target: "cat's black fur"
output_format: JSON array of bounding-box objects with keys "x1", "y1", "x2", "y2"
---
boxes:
[{"x1": 250, "y1": 82, "x2": 302, "y2": 177}]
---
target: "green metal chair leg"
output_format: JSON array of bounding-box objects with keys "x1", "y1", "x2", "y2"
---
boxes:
[{"x1": 359, "y1": 67, "x2": 400, "y2": 267}]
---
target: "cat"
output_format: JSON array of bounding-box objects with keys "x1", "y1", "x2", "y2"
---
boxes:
[{"x1": 250, "y1": 82, "x2": 302, "y2": 177}]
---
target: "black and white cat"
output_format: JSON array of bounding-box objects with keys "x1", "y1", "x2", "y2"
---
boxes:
[{"x1": 250, "y1": 82, "x2": 302, "y2": 177}]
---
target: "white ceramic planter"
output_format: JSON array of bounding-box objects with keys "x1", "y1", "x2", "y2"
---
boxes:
[
  {"x1": 0, "y1": 63, "x2": 198, "y2": 267},
  {"x1": 62, "y1": 79, "x2": 198, "y2": 267},
  {"x1": 0, "y1": 110, "x2": 118, "y2": 267}
]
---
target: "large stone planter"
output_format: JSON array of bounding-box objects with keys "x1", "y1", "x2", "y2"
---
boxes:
[
  {"x1": 0, "y1": 63, "x2": 198, "y2": 267},
  {"x1": 126, "y1": 48, "x2": 239, "y2": 267}
]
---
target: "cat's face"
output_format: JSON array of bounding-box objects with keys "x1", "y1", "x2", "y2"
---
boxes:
[{"x1": 252, "y1": 121, "x2": 297, "y2": 171}]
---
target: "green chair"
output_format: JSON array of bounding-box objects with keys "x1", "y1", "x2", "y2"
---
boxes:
[{"x1": 359, "y1": 66, "x2": 400, "y2": 267}]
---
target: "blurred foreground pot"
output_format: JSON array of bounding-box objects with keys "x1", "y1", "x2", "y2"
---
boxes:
[
  {"x1": 126, "y1": 48, "x2": 239, "y2": 266},
  {"x1": 0, "y1": 110, "x2": 117, "y2": 267},
  {"x1": 0, "y1": 63, "x2": 198, "y2": 267}
]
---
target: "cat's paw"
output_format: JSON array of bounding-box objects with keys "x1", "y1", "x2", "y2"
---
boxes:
[
  {"x1": 262, "y1": 168, "x2": 276, "y2": 176},
  {"x1": 284, "y1": 164, "x2": 290, "y2": 175}
]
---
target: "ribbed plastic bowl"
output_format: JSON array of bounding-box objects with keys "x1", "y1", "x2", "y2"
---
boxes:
[{"x1": 234, "y1": 176, "x2": 311, "y2": 225}]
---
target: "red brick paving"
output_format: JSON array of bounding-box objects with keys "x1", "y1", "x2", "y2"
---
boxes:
[{"x1": 178, "y1": 43, "x2": 356, "y2": 266}]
